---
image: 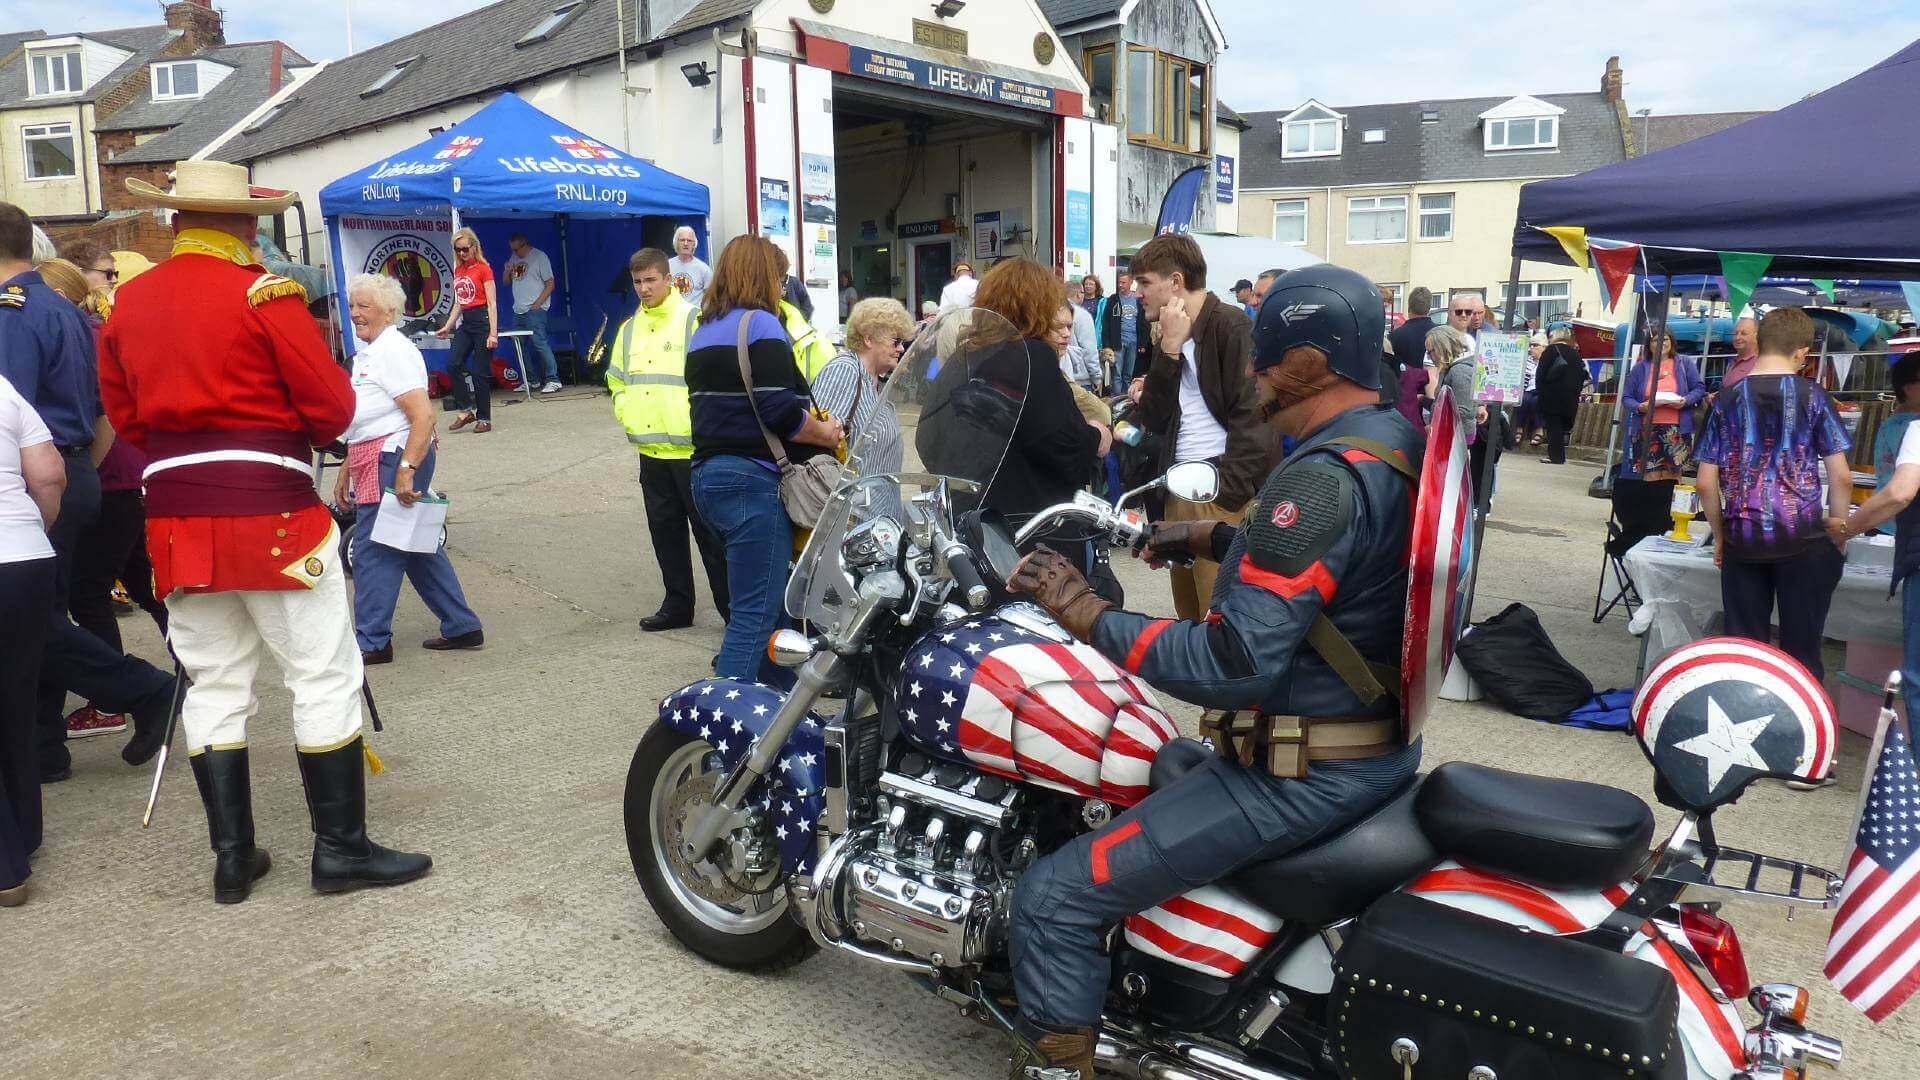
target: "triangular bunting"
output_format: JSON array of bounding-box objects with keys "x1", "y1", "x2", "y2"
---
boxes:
[
  {"x1": 1592, "y1": 244, "x2": 1639, "y2": 312},
  {"x1": 1718, "y1": 251, "x2": 1774, "y2": 327},
  {"x1": 1902, "y1": 282, "x2": 1920, "y2": 322},
  {"x1": 1812, "y1": 278, "x2": 1837, "y2": 302},
  {"x1": 1542, "y1": 226, "x2": 1590, "y2": 270}
]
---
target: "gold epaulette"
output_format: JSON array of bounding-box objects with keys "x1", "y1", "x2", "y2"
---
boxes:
[{"x1": 246, "y1": 273, "x2": 307, "y2": 308}]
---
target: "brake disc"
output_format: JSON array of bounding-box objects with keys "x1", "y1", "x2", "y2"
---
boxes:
[{"x1": 663, "y1": 770, "x2": 780, "y2": 905}]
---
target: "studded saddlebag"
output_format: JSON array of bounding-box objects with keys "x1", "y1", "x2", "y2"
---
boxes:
[{"x1": 1330, "y1": 893, "x2": 1684, "y2": 1080}]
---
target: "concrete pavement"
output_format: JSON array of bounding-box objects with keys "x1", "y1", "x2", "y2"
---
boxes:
[{"x1": 10, "y1": 391, "x2": 1914, "y2": 1078}]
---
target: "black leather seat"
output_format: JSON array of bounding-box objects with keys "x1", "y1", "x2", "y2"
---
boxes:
[
  {"x1": 1415, "y1": 761, "x2": 1654, "y2": 890},
  {"x1": 1147, "y1": 739, "x2": 1438, "y2": 927}
]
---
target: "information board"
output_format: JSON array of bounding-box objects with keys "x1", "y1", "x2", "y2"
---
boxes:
[{"x1": 1477, "y1": 330, "x2": 1529, "y2": 405}]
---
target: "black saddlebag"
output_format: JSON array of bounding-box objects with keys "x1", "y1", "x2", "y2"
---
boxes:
[{"x1": 1331, "y1": 892, "x2": 1683, "y2": 1080}]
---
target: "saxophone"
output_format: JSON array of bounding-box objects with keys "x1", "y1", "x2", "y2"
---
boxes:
[{"x1": 582, "y1": 313, "x2": 611, "y2": 384}]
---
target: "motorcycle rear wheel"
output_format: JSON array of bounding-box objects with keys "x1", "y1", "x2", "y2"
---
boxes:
[{"x1": 625, "y1": 725, "x2": 815, "y2": 971}]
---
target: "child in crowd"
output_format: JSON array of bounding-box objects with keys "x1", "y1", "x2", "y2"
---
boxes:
[{"x1": 1695, "y1": 307, "x2": 1853, "y2": 679}]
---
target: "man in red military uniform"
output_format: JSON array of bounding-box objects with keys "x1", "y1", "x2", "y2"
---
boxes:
[{"x1": 98, "y1": 161, "x2": 430, "y2": 904}]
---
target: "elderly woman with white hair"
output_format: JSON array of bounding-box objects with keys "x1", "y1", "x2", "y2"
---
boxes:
[{"x1": 332, "y1": 273, "x2": 484, "y2": 664}]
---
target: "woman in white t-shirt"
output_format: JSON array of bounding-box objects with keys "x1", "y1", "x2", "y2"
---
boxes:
[
  {"x1": 333, "y1": 275, "x2": 483, "y2": 665},
  {"x1": 0, "y1": 375, "x2": 66, "y2": 907}
]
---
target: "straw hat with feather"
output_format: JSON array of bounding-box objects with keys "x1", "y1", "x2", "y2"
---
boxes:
[{"x1": 125, "y1": 160, "x2": 297, "y2": 215}]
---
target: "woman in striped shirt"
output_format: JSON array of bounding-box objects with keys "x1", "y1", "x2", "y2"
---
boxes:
[
  {"x1": 814, "y1": 297, "x2": 911, "y2": 475},
  {"x1": 685, "y1": 236, "x2": 843, "y2": 685}
]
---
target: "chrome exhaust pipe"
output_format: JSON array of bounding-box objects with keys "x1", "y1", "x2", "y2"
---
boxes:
[{"x1": 1096, "y1": 1031, "x2": 1309, "y2": 1080}]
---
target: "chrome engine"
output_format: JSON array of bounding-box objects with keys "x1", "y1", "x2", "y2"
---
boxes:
[{"x1": 796, "y1": 742, "x2": 1037, "y2": 970}]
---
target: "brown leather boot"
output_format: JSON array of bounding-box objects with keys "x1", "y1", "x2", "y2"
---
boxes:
[{"x1": 1007, "y1": 1017, "x2": 1096, "y2": 1079}]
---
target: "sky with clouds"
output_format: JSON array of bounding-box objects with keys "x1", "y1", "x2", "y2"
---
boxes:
[{"x1": 52, "y1": 0, "x2": 1920, "y2": 117}]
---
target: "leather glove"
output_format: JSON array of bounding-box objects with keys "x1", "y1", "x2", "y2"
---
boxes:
[
  {"x1": 1007, "y1": 545, "x2": 1113, "y2": 643},
  {"x1": 1139, "y1": 520, "x2": 1218, "y2": 568}
]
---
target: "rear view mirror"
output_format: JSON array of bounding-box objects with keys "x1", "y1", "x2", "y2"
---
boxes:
[{"x1": 1164, "y1": 461, "x2": 1220, "y2": 504}]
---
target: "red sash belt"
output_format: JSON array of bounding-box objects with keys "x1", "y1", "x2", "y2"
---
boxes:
[{"x1": 141, "y1": 430, "x2": 320, "y2": 517}]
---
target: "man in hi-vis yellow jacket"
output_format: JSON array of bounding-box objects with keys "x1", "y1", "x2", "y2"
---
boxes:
[{"x1": 607, "y1": 247, "x2": 729, "y2": 631}]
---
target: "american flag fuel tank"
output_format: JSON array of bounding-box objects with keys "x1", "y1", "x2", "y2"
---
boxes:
[{"x1": 892, "y1": 614, "x2": 1179, "y2": 806}]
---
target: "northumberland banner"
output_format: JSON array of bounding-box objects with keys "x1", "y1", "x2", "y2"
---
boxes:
[{"x1": 336, "y1": 214, "x2": 458, "y2": 353}]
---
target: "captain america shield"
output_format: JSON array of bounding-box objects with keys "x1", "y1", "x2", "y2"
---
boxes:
[
  {"x1": 1631, "y1": 637, "x2": 1836, "y2": 811},
  {"x1": 1402, "y1": 386, "x2": 1474, "y2": 743}
]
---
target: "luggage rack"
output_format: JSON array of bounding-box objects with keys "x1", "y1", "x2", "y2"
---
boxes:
[{"x1": 1654, "y1": 843, "x2": 1842, "y2": 910}]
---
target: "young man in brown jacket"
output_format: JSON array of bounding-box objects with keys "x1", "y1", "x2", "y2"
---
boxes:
[{"x1": 1127, "y1": 233, "x2": 1267, "y2": 620}]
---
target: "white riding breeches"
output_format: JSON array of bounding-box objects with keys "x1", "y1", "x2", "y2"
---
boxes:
[{"x1": 166, "y1": 545, "x2": 365, "y2": 755}]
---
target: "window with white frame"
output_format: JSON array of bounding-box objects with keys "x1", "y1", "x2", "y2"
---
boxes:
[
  {"x1": 1347, "y1": 195, "x2": 1406, "y2": 244},
  {"x1": 152, "y1": 61, "x2": 202, "y2": 100},
  {"x1": 1501, "y1": 281, "x2": 1572, "y2": 324},
  {"x1": 1425, "y1": 288, "x2": 1447, "y2": 317},
  {"x1": 28, "y1": 48, "x2": 83, "y2": 97},
  {"x1": 1284, "y1": 115, "x2": 1339, "y2": 157},
  {"x1": 517, "y1": 1, "x2": 584, "y2": 46},
  {"x1": 1272, "y1": 199, "x2": 1308, "y2": 245},
  {"x1": 23, "y1": 123, "x2": 77, "y2": 179},
  {"x1": 1486, "y1": 115, "x2": 1557, "y2": 151},
  {"x1": 1417, "y1": 193, "x2": 1454, "y2": 240}
]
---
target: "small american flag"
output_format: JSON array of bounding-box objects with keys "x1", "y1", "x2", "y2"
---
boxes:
[
  {"x1": 552, "y1": 134, "x2": 617, "y2": 160},
  {"x1": 1824, "y1": 714, "x2": 1920, "y2": 1021},
  {"x1": 435, "y1": 135, "x2": 483, "y2": 159}
]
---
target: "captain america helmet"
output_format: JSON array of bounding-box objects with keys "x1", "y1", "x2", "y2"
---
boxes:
[
  {"x1": 1250, "y1": 264, "x2": 1386, "y2": 388},
  {"x1": 1630, "y1": 637, "x2": 1837, "y2": 812}
]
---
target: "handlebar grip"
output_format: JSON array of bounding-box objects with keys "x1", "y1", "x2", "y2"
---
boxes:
[{"x1": 945, "y1": 547, "x2": 991, "y2": 610}]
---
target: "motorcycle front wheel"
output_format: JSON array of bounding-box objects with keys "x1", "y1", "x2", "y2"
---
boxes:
[{"x1": 624, "y1": 724, "x2": 815, "y2": 971}]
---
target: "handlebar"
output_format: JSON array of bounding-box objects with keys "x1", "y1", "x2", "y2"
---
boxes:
[
  {"x1": 942, "y1": 542, "x2": 991, "y2": 611},
  {"x1": 1013, "y1": 496, "x2": 1150, "y2": 554}
]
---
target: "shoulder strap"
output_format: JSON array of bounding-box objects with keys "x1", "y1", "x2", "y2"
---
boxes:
[
  {"x1": 848, "y1": 361, "x2": 865, "y2": 423},
  {"x1": 1322, "y1": 435, "x2": 1418, "y2": 482},
  {"x1": 1270, "y1": 433, "x2": 1408, "y2": 706},
  {"x1": 734, "y1": 313, "x2": 791, "y2": 470},
  {"x1": 1306, "y1": 614, "x2": 1399, "y2": 707}
]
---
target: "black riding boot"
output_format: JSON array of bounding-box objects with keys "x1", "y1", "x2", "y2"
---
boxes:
[
  {"x1": 296, "y1": 736, "x2": 432, "y2": 892},
  {"x1": 188, "y1": 747, "x2": 272, "y2": 904}
]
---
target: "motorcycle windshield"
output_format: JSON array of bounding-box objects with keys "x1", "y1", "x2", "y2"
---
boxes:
[{"x1": 787, "y1": 307, "x2": 1031, "y2": 623}]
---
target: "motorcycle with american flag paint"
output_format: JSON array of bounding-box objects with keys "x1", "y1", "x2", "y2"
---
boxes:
[{"x1": 624, "y1": 310, "x2": 1844, "y2": 1080}]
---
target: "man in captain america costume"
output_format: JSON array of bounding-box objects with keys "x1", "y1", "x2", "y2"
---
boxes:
[{"x1": 1001, "y1": 264, "x2": 1425, "y2": 1079}]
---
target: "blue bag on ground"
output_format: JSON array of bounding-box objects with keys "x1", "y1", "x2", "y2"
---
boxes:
[{"x1": 1454, "y1": 602, "x2": 1595, "y2": 721}]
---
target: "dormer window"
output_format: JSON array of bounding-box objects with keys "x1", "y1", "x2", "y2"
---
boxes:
[
  {"x1": 28, "y1": 46, "x2": 83, "y2": 97},
  {"x1": 362, "y1": 56, "x2": 420, "y2": 98},
  {"x1": 1279, "y1": 100, "x2": 1343, "y2": 159},
  {"x1": 1479, "y1": 95, "x2": 1565, "y2": 151},
  {"x1": 152, "y1": 61, "x2": 202, "y2": 100}
]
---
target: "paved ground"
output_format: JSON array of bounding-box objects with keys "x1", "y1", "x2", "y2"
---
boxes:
[{"x1": 11, "y1": 391, "x2": 1915, "y2": 1078}]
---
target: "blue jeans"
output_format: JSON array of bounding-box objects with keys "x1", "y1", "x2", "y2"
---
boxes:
[
  {"x1": 514, "y1": 308, "x2": 559, "y2": 384},
  {"x1": 350, "y1": 445, "x2": 483, "y2": 651},
  {"x1": 691, "y1": 455, "x2": 794, "y2": 688},
  {"x1": 1903, "y1": 577, "x2": 1920, "y2": 744}
]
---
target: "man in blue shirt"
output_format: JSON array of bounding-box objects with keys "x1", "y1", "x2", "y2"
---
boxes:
[{"x1": 0, "y1": 202, "x2": 175, "y2": 793}]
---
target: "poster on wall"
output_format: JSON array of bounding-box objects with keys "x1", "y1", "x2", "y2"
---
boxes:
[
  {"x1": 973, "y1": 210, "x2": 1002, "y2": 260},
  {"x1": 1064, "y1": 190, "x2": 1092, "y2": 278},
  {"x1": 759, "y1": 178, "x2": 792, "y2": 239},
  {"x1": 1214, "y1": 154, "x2": 1235, "y2": 203},
  {"x1": 800, "y1": 153, "x2": 836, "y2": 225},
  {"x1": 336, "y1": 213, "x2": 457, "y2": 352},
  {"x1": 1477, "y1": 330, "x2": 1529, "y2": 404}
]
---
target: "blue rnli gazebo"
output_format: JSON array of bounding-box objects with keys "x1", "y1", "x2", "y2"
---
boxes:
[{"x1": 319, "y1": 92, "x2": 710, "y2": 373}]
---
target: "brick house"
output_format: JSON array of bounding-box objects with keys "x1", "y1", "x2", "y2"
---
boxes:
[{"x1": 0, "y1": 0, "x2": 307, "y2": 258}]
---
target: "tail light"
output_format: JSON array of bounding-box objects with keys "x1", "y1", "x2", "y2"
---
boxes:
[{"x1": 1680, "y1": 906, "x2": 1751, "y2": 999}]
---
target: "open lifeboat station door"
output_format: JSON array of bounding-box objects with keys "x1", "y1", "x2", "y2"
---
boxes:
[{"x1": 743, "y1": 39, "x2": 1110, "y2": 337}]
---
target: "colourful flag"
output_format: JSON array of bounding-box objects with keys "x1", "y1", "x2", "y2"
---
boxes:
[
  {"x1": 1592, "y1": 244, "x2": 1639, "y2": 312},
  {"x1": 1823, "y1": 704, "x2": 1920, "y2": 1021},
  {"x1": 1901, "y1": 282, "x2": 1920, "y2": 322},
  {"x1": 1541, "y1": 226, "x2": 1590, "y2": 270},
  {"x1": 1813, "y1": 279, "x2": 1837, "y2": 302},
  {"x1": 1719, "y1": 252, "x2": 1773, "y2": 325}
]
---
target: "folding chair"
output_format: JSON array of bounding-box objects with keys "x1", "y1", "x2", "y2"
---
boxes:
[
  {"x1": 1593, "y1": 517, "x2": 1643, "y2": 623},
  {"x1": 1592, "y1": 476, "x2": 1671, "y2": 624}
]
